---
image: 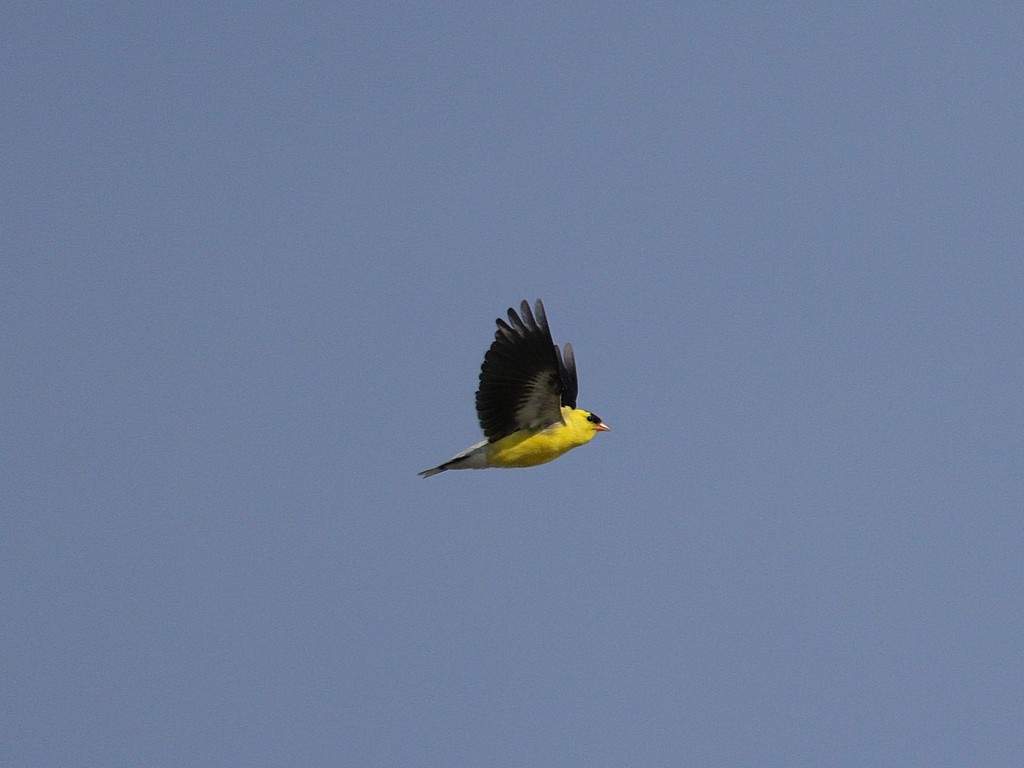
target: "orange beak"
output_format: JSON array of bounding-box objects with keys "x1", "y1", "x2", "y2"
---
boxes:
[{"x1": 595, "y1": 422, "x2": 610, "y2": 432}]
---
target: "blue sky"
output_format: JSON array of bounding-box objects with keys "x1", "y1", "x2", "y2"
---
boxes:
[{"x1": 4, "y1": 4, "x2": 1022, "y2": 765}]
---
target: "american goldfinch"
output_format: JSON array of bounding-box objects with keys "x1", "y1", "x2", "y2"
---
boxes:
[{"x1": 419, "y1": 299, "x2": 608, "y2": 477}]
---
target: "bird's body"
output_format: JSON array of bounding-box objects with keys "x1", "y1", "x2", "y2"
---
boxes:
[
  {"x1": 419, "y1": 300, "x2": 608, "y2": 478},
  {"x1": 420, "y1": 406, "x2": 602, "y2": 477}
]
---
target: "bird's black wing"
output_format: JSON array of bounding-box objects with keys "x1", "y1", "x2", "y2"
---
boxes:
[
  {"x1": 555, "y1": 342, "x2": 578, "y2": 409},
  {"x1": 476, "y1": 299, "x2": 568, "y2": 441}
]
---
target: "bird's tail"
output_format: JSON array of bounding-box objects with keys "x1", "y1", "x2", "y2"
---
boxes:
[
  {"x1": 417, "y1": 464, "x2": 448, "y2": 478},
  {"x1": 418, "y1": 439, "x2": 489, "y2": 478}
]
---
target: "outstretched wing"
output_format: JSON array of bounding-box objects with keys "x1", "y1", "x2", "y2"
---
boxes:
[
  {"x1": 555, "y1": 341, "x2": 578, "y2": 410},
  {"x1": 476, "y1": 299, "x2": 572, "y2": 441}
]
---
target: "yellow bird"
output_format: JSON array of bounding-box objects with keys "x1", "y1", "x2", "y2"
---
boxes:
[{"x1": 419, "y1": 299, "x2": 609, "y2": 478}]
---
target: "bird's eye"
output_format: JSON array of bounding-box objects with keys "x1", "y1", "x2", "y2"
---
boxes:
[{"x1": 587, "y1": 413, "x2": 601, "y2": 423}]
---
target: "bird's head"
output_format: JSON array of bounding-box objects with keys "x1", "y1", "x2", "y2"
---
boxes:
[{"x1": 584, "y1": 411, "x2": 610, "y2": 433}]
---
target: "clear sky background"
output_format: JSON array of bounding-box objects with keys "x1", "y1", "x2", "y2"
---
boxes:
[{"x1": 4, "y1": 4, "x2": 1022, "y2": 766}]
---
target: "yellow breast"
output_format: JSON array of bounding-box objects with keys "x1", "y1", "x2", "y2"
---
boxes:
[{"x1": 486, "y1": 407, "x2": 599, "y2": 468}]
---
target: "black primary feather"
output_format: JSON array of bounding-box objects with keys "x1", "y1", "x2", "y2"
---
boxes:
[
  {"x1": 475, "y1": 299, "x2": 573, "y2": 441},
  {"x1": 556, "y1": 342, "x2": 578, "y2": 409}
]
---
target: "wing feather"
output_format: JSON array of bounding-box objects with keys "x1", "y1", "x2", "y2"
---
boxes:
[
  {"x1": 556, "y1": 342, "x2": 578, "y2": 409},
  {"x1": 475, "y1": 299, "x2": 572, "y2": 441}
]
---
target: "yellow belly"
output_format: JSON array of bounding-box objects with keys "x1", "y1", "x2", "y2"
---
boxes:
[{"x1": 485, "y1": 420, "x2": 593, "y2": 468}]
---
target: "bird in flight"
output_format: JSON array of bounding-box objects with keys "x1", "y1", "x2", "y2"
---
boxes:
[{"x1": 419, "y1": 299, "x2": 609, "y2": 477}]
